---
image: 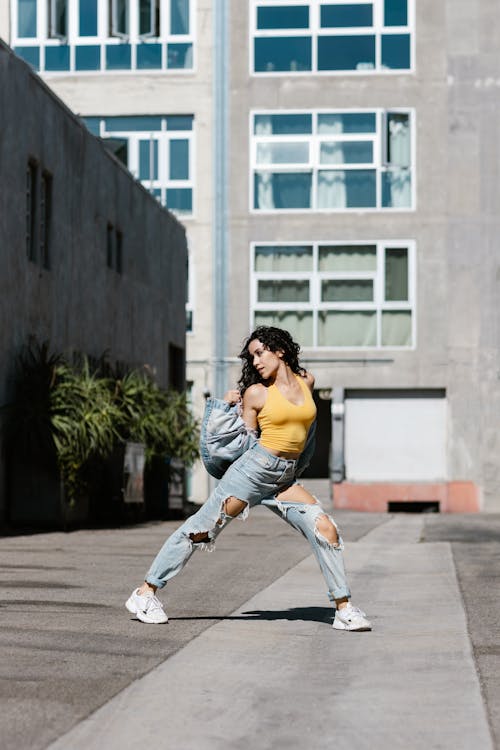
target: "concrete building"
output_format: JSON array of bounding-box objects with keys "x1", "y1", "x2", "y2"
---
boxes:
[
  {"x1": 3, "y1": 1, "x2": 499, "y2": 511},
  {"x1": 0, "y1": 40, "x2": 187, "y2": 523}
]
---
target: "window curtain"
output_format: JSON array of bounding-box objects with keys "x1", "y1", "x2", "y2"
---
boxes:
[
  {"x1": 171, "y1": 0, "x2": 190, "y2": 34},
  {"x1": 384, "y1": 114, "x2": 411, "y2": 207},
  {"x1": 317, "y1": 169, "x2": 347, "y2": 208},
  {"x1": 381, "y1": 311, "x2": 412, "y2": 346},
  {"x1": 255, "y1": 311, "x2": 313, "y2": 345},
  {"x1": 255, "y1": 246, "x2": 313, "y2": 272},
  {"x1": 318, "y1": 311, "x2": 377, "y2": 347}
]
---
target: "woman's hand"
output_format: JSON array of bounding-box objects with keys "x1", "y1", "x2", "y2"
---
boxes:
[{"x1": 223, "y1": 389, "x2": 241, "y2": 405}]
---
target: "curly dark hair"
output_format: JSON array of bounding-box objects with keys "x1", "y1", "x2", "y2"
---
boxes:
[{"x1": 237, "y1": 326, "x2": 305, "y2": 394}]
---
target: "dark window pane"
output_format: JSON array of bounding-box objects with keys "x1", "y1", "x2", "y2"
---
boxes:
[
  {"x1": 83, "y1": 116, "x2": 101, "y2": 135},
  {"x1": 320, "y1": 141, "x2": 373, "y2": 164},
  {"x1": 321, "y1": 279, "x2": 373, "y2": 302},
  {"x1": 317, "y1": 169, "x2": 376, "y2": 208},
  {"x1": 254, "y1": 172, "x2": 312, "y2": 209},
  {"x1": 167, "y1": 42, "x2": 193, "y2": 68},
  {"x1": 166, "y1": 115, "x2": 194, "y2": 130},
  {"x1": 254, "y1": 113, "x2": 312, "y2": 135},
  {"x1": 170, "y1": 139, "x2": 189, "y2": 179},
  {"x1": 171, "y1": 0, "x2": 190, "y2": 34},
  {"x1": 105, "y1": 116, "x2": 162, "y2": 131},
  {"x1": 258, "y1": 280, "x2": 310, "y2": 303},
  {"x1": 139, "y1": 0, "x2": 159, "y2": 35},
  {"x1": 14, "y1": 46, "x2": 40, "y2": 69},
  {"x1": 105, "y1": 43, "x2": 131, "y2": 69},
  {"x1": 137, "y1": 43, "x2": 162, "y2": 68},
  {"x1": 166, "y1": 188, "x2": 192, "y2": 213},
  {"x1": 384, "y1": 0, "x2": 407, "y2": 26},
  {"x1": 50, "y1": 0, "x2": 67, "y2": 38},
  {"x1": 139, "y1": 140, "x2": 158, "y2": 180},
  {"x1": 79, "y1": 0, "x2": 98, "y2": 35},
  {"x1": 318, "y1": 112, "x2": 376, "y2": 134},
  {"x1": 45, "y1": 44, "x2": 70, "y2": 70},
  {"x1": 381, "y1": 169, "x2": 411, "y2": 207},
  {"x1": 318, "y1": 35, "x2": 375, "y2": 71},
  {"x1": 381, "y1": 34, "x2": 410, "y2": 68},
  {"x1": 257, "y1": 5, "x2": 309, "y2": 29},
  {"x1": 320, "y1": 4, "x2": 373, "y2": 28},
  {"x1": 103, "y1": 137, "x2": 128, "y2": 165},
  {"x1": 75, "y1": 44, "x2": 100, "y2": 69},
  {"x1": 254, "y1": 36, "x2": 311, "y2": 72},
  {"x1": 18, "y1": 0, "x2": 37, "y2": 37},
  {"x1": 385, "y1": 248, "x2": 408, "y2": 300}
]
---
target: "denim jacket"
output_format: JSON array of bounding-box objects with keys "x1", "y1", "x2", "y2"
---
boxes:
[{"x1": 200, "y1": 397, "x2": 316, "y2": 480}]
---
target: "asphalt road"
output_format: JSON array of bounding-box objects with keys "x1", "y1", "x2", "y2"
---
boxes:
[{"x1": 1, "y1": 486, "x2": 499, "y2": 749}]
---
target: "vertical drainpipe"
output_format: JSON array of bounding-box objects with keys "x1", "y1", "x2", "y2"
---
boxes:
[
  {"x1": 213, "y1": 0, "x2": 229, "y2": 398},
  {"x1": 331, "y1": 387, "x2": 346, "y2": 494}
]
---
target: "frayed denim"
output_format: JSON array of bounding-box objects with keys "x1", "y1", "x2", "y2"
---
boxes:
[{"x1": 145, "y1": 443, "x2": 351, "y2": 603}]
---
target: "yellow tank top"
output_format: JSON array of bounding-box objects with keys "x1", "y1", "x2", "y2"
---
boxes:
[{"x1": 258, "y1": 375, "x2": 317, "y2": 454}]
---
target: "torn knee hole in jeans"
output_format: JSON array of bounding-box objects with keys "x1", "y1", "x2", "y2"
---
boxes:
[
  {"x1": 314, "y1": 514, "x2": 344, "y2": 551},
  {"x1": 188, "y1": 497, "x2": 249, "y2": 552}
]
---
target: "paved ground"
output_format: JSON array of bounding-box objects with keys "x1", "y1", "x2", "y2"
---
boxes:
[{"x1": 1, "y1": 481, "x2": 499, "y2": 749}]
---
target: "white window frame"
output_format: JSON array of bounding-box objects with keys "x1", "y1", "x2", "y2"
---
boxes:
[
  {"x1": 250, "y1": 107, "x2": 415, "y2": 213},
  {"x1": 249, "y1": 239, "x2": 416, "y2": 350},
  {"x1": 94, "y1": 116, "x2": 195, "y2": 218},
  {"x1": 250, "y1": 0, "x2": 415, "y2": 76},
  {"x1": 11, "y1": 0, "x2": 195, "y2": 74}
]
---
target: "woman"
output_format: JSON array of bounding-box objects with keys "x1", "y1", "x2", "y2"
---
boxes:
[{"x1": 126, "y1": 326, "x2": 371, "y2": 631}]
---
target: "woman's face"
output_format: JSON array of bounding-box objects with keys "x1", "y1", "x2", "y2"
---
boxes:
[{"x1": 248, "y1": 339, "x2": 283, "y2": 380}]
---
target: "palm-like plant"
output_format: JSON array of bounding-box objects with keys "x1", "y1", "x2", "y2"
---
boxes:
[
  {"x1": 113, "y1": 371, "x2": 199, "y2": 465},
  {"x1": 4, "y1": 340, "x2": 200, "y2": 509},
  {"x1": 50, "y1": 359, "x2": 123, "y2": 501}
]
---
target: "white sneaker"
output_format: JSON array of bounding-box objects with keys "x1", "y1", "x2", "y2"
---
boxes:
[
  {"x1": 126, "y1": 588, "x2": 168, "y2": 624},
  {"x1": 332, "y1": 603, "x2": 371, "y2": 631}
]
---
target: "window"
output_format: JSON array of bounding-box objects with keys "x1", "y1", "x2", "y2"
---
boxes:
[
  {"x1": 12, "y1": 0, "x2": 194, "y2": 72},
  {"x1": 26, "y1": 159, "x2": 38, "y2": 262},
  {"x1": 106, "y1": 222, "x2": 123, "y2": 272},
  {"x1": 252, "y1": 109, "x2": 413, "y2": 211},
  {"x1": 88, "y1": 115, "x2": 194, "y2": 216},
  {"x1": 186, "y1": 251, "x2": 193, "y2": 332},
  {"x1": 40, "y1": 170, "x2": 52, "y2": 268},
  {"x1": 252, "y1": 0, "x2": 413, "y2": 74},
  {"x1": 251, "y1": 241, "x2": 415, "y2": 348}
]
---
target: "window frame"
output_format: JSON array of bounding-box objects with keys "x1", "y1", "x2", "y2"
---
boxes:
[
  {"x1": 249, "y1": 107, "x2": 415, "y2": 213},
  {"x1": 93, "y1": 115, "x2": 195, "y2": 218},
  {"x1": 249, "y1": 239, "x2": 416, "y2": 350},
  {"x1": 250, "y1": 0, "x2": 415, "y2": 76},
  {"x1": 11, "y1": 0, "x2": 196, "y2": 74}
]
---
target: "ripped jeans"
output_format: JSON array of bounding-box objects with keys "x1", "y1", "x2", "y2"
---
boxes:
[{"x1": 145, "y1": 442, "x2": 351, "y2": 603}]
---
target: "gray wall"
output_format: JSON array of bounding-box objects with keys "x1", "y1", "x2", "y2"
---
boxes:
[
  {"x1": 226, "y1": 0, "x2": 500, "y2": 509},
  {"x1": 0, "y1": 42, "x2": 187, "y2": 520}
]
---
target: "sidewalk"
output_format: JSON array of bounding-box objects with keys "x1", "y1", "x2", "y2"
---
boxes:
[{"x1": 1, "y1": 492, "x2": 499, "y2": 749}]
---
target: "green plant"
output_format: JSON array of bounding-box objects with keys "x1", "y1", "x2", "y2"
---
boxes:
[
  {"x1": 4, "y1": 340, "x2": 200, "y2": 507},
  {"x1": 50, "y1": 359, "x2": 123, "y2": 502},
  {"x1": 113, "y1": 371, "x2": 199, "y2": 465}
]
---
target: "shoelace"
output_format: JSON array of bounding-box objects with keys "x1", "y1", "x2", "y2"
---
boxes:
[{"x1": 143, "y1": 595, "x2": 164, "y2": 613}]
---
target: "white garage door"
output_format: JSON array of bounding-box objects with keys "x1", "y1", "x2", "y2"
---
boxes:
[{"x1": 344, "y1": 394, "x2": 447, "y2": 481}]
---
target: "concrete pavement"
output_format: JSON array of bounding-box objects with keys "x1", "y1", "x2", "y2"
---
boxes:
[{"x1": 1, "y1": 484, "x2": 499, "y2": 749}]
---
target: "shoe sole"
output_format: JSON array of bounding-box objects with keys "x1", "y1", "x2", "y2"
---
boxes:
[
  {"x1": 332, "y1": 622, "x2": 372, "y2": 631},
  {"x1": 135, "y1": 609, "x2": 168, "y2": 624},
  {"x1": 125, "y1": 597, "x2": 168, "y2": 624}
]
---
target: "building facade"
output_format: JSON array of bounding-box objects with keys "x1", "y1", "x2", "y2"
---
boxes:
[
  {"x1": 0, "y1": 40, "x2": 187, "y2": 522},
  {"x1": 3, "y1": 1, "x2": 499, "y2": 511}
]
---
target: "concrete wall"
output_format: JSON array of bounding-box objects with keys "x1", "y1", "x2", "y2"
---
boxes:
[
  {"x1": 0, "y1": 0, "x2": 215, "y2": 503},
  {"x1": 0, "y1": 42, "x2": 187, "y2": 519},
  {"x1": 226, "y1": 0, "x2": 500, "y2": 510}
]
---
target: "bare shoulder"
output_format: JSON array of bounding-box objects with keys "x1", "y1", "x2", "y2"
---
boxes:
[
  {"x1": 243, "y1": 383, "x2": 267, "y2": 409},
  {"x1": 301, "y1": 370, "x2": 315, "y2": 391}
]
